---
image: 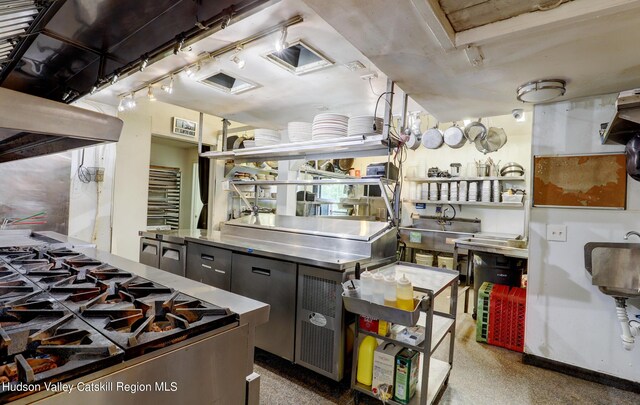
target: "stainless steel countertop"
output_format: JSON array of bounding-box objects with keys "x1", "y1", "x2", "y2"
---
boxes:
[
  {"x1": 140, "y1": 229, "x2": 392, "y2": 271},
  {"x1": 40, "y1": 232, "x2": 270, "y2": 328},
  {"x1": 454, "y1": 237, "x2": 529, "y2": 259}
]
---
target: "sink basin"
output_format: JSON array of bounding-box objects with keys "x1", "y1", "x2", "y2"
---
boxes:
[{"x1": 584, "y1": 242, "x2": 640, "y2": 298}]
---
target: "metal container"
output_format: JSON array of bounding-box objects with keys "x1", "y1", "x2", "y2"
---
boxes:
[
  {"x1": 342, "y1": 294, "x2": 422, "y2": 326},
  {"x1": 450, "y1": 163, "x2": 462, "y2": 177},
  {"x1": 500, "y1": 162, "x2": 524, "y2": 177},
  {"x1": 477, "y1": 164, "x2": 489, "y2": 177}
]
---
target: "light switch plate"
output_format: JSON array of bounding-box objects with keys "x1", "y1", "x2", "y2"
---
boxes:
[{"x1": 546, "y1": 224, "x2": 567, "y2": 242}]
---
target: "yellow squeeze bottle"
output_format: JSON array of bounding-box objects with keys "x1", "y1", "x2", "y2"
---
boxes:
[{"x1": 397, "y1": 274, "x2": 414, "y2": 311}]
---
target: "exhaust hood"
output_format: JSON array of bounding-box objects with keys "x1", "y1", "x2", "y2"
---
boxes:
[
  {"x1": 600, "y1": 89, "x2": 640, "y2": 145},
  {"x1": 0, "y1": 88, "x2": 123, "y2": 163}
]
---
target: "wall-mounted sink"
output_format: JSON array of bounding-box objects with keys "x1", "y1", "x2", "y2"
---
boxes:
[{"x1": 584, "y1": 242, "x2": 640, "y2": 298}]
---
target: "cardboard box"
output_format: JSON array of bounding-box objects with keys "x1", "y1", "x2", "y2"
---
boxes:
[
  {"x1": 372, "y1": 342, "x2": 403, "y2": 401},
  {"x1": 393, "y1": 349, "x2": 420, "y2": 404}
]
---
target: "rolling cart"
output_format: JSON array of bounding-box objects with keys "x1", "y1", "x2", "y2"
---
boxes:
[{"x1": 344, "y1": 262, "x2": 458, "y2": 405}]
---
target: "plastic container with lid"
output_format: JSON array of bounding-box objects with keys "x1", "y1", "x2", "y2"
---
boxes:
[
  {"x1": 356, "y1": 336, "x2": 378, "y2": 385},
  {"x1": 396, "y1": 274, "x2": 414, "y2": 311},
  {"x1": 360, "y1": 269, "x2": 374, "y2": 302},
  {"x1": 372, "y1": 273, "x2": 386, "y2": 305}
]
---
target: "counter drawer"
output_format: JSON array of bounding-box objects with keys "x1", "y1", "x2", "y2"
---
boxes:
[
  {"x1": 139, "y1": 238, "x2": 160, "y2": 268},
  {"x1": 159, "y1": 241, "x2": 186, "y2": 277},
  {"x1": 186, "y1": 243, "x2": 232, "y2": 291},
  {"x1": 231, "y1": 253, "x2": 297, "y2": 361}
]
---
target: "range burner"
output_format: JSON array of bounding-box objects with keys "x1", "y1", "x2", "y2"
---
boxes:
[
  {"x1": 80, "y1": 289, "x2": 236, "y2": 358},
  {"x1": 0, "y1": 311, "x2": 123, "y2": 402}
]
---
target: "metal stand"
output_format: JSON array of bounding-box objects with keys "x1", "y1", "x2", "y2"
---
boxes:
[{"x1": 347, "y1": 263, "x2": 458, "y2": 405}]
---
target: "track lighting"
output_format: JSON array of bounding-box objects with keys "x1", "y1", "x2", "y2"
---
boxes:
[
  {"x1": 275, "y1": 26, "x2": 288, "y2": 52},
  {"x1": 111, "y1": 72, "x2": 119, "y2": 84},
  {"x1": 184, "y1": 63, "x2": 199, "y2": 78},
  {"x1": 161, "y1": 75, "x2": 174, "y2": 94},
  {"x1": 147, "y1": 86, "x2": 156, "y2": 101},
  {"x1": 90, "y1": 83, "x2": 98, "y2": 95},
  {"x1": 62, "y1": 90, "x2": 71, "y2": 101},
  {"x1": 117, "y1": 97, "x2": 125, "y2": 112},
  {"x1": 174, "y1": 36, "x2": 185, "y2": 55},
  {"x1": 123, "y1": 94, "x2": 136, "y2": 110},
  {"x1": 140, "y1": 56, "x2": 149, "y2": 72},
  {"x1": 221, "y1": 14, "x2": 232, "y2": 29},
  {"x1": 230, "y1": 46, "x2": 245, "y2": 69}
]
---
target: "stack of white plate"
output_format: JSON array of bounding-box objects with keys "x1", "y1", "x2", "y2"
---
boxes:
[
  {"x1": 421, "y1": 183, "x2": 429, "y2": 200},
  {"x1": 492, "y1": 180, "x2": 500, "y2": 202},
  {"x1": 481, "y1": 180, "x2": 491, "y2": 202},
  {"x1": 254, "y1": 129, "x2": 281, "y2": 147},
  {"x1": 440, "y1": 183, "x2": 449, "y2": 201},
  {"x1": 347, "y1": 116, "x2": 383, "y2": 136},
  {"x1": 288, "y1": 122, "x2": 312, "y2": 143},
  {"x1": 312, "y1": 113, "x2": 349, "y2": 140},
  {"x1": 468, "y1": 182, "x2": 478, "y2": 202},
  {"x1": 459, "y1": 181, "x2": 468, "y2": 202},
  {"x1": 450, "y1": 182, "x2": 458, "y2": 202},
  {"x1": 428, "y1": 183, "x2": 438, "y2": 201}
]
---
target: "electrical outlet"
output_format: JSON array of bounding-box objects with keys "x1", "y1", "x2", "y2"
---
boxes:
[{"x1": 546, "y1": 224, "x2": 567, "y2": 242}]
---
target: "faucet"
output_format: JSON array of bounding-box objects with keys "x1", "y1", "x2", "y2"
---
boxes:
[{"x1": 624, "y1": 231, "x2": 640, "y2": 240}]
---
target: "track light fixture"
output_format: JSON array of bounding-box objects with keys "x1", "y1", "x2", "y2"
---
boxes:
[
  {"x1": 61, "y1": 89, "x2": 71, "y2": 101},
  {"x1": 140, "y1": 55, "x2": 149, "y2": 72},
  {"x1": 111, "y1": 71, "x2": 119, "y2": 84},
  {"x1": 147, "y1": 86, "x2": 156, "y2": 101},
  {"x1": 230, "y1": 46, "x2": 245, "y2": 69},
  {"x1": 184, "y1": 63, "x2": 200, "y2": 78},
  {"x1": 124, "y1": 94, "x2": 136, "y2": 109},
  {"x1": 117, "y1": 97, "x2": 125, "y2": 112},
  {"x1": 221, "y1": 14, "x2": 232, "y2": 29},
  {"x1": 174, "y1": 36, "x2": 185, "y2": 55},
  {"x1": 90, "y1": 82, "x2": 99, "y2": 95},
  {"x1": 161, "y1": 75, "x2": 174, "y2": 94},
  {"x1": 275, "y1": 26, "x2": 288, "y2": 52}
]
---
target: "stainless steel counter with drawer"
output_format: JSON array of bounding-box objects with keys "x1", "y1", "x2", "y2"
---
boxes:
[
  {"x1": 231, "y1": 253, "x2": 297, "y2": 361},
  {"x1": 186, "y1": 242, "x2": 232, "y2": 290}
]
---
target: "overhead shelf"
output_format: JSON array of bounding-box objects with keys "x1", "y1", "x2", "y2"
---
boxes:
[
  {"x1": 201, "y1": 134, "x2": 395, "y2": 162},
  {"x1": 405, "y1": 176, "x2": 525, "y2": 182},
  {"x1": 404, "y1": 199, "x2": 524, "y2": 208}
]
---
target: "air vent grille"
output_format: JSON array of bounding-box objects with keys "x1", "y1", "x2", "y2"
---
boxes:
[
  {"x1": 0, "y1": 0, "x2": 41, "y2": 70},
  {"x1": 302, "y1": 274, "x2": 337, "y2": 317},
  {"x1": 265, "y1": 40, "x2": 333, "y2": 75},
  {"x1": 199, "y1": 71, "x2": 258, "y2": 94},
  {"x1": 300, "y1": 320, "x2": 334, "y2": 373}
]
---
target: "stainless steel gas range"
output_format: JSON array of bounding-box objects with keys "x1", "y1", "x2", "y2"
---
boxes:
[{"x1": 0, "y1": 234, "x2": 268, "y2": 404}]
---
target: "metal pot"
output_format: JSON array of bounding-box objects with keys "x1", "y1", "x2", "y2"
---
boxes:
[
  {"x1": 443, "y1": 125, "x2": 466, "y2": 148},
  {"x1": 406, "y1": 132, "x2": 421, "y2": 150},
  {"x1": 625, "y1": 134, "x2": 640, "y2": 181},
  {"x1": 422, "y1": 127, "x2": 444, "y2": 149},
  {"x1": 464, "y1": 119, "x2": 487, "y2": 142},
  {"x1": 500, "y1": 162, "x2": 524, "y2": 177}
]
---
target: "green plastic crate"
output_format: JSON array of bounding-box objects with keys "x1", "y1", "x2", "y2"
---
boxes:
[{"x1": 476, "y1": 282, "x2": 494, "y2": 342}]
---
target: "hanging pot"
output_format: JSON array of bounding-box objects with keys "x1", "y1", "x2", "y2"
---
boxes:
[
  {"x1": 422, "y1": 125, "x2": 444, "y2": 149},
  {"x1": 406, "y1": 132, "x2": 421, "y2": 150},
  {"x1": 625, "y1": 134, "x2": 640, "y2": 181},
  {"x1": 464, "y1": 118, "x2": 487, "y2": 142},
  {"x1": 443, "y1": 124, "x2": 466, "y2": 148}
]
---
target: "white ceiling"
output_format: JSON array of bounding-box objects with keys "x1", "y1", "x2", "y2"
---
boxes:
[
  {"x1": 87, "y1": 0, "x2": 421, "y2": 130},
  {"x1": 302, "y1": 0, "x2": 640, "y2": 121}
]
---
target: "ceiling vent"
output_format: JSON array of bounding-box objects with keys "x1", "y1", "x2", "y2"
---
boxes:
[
  {"x1": 199, "y1": 71, "x2": 259, "y2": 94},
  {"x1": 265, "y1": 40, "x2": 333, "y2": 75}
]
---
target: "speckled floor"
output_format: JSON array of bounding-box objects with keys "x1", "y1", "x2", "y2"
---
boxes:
[{"x1": 255, "y1": 291, "x2": 640, "y2": 405}]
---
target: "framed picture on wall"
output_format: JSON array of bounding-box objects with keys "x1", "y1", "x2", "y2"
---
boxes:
[
  {"x1": 172, "y1": 117, "x2": 197, "y2": 137},
  {"x1": 533, "y1": 153, "x2": 627, "y2": 209}
]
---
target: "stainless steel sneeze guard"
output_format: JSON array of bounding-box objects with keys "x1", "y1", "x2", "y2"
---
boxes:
[{"x1": 221, "y1": 214, "x2": 397, "y2": 267}]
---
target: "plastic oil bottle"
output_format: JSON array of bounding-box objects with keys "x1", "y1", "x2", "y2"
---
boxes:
[
  {"x1": 397, "y1": 274, "x2": 414, "y2": 311},
  {"x1": 356, "y1": 336, "x2": 378, "y2": 386},
  {"x1": 378, "y1": 275, "x2": 398, "y2": 336}
]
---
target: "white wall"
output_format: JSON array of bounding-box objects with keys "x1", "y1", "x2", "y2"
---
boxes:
[
  {"x1": 110, "y1": 112, "x2": 152, "y2": 261},
  {"x1": 355, "y1": 113, "x2": 532, "y2": 235},
  {"x1": 526, "y1": 94, "x2": 640, "y2": 382},
  {"x1": 68, "y1": 101, "x2": 119, "y2": 251}
]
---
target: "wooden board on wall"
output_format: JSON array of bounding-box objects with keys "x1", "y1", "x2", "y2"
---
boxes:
[{"x1": 533, "y1": 154, "x2": 627, "y2": 209}]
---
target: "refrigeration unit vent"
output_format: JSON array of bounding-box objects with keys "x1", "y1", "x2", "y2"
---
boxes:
[
  {"x1": 265, "y1": 40, "x2": 333, "y2": 75},
  {"x1": 199, "y1": 71, "x2": 258, "y2": 94},
  {"x1": 299, "y1": 321, "x2": 334, "y2": 374},
  {"x1": 302, "y1": 274, "x2": 337, "y2": 317}
]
